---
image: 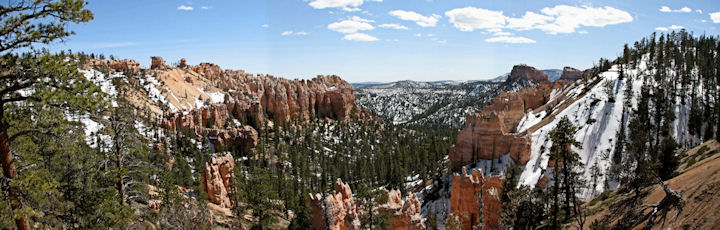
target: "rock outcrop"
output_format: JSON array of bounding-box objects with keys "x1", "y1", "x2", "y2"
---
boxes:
[
  {"x1": 202, "y1": 153, "x2": 235, "y2": 208},
  {"x1": 309, "y1": 179, "x2": 361, "y2": 230},
  {"x1": 450, "y1": 168, "x2": 504, "y2": 230},
  {"x1": 377, "y1": 190, "x2": 424, "y2": 230},
  {"x1": 151, "y1": 56, "x2": 169, "y2": 70},
  {"x1": 216, "y1": 74, "x2": 356, "y2": 126},
  {"x1": 559, "y1": 67, "x2": 583, "y2": 81},
  {"x1": 83, "y1": 58, "x2": 141, "y2": 72},
  {"x1": 308, "y1": 179, "x2": 425, "y2": 230},
  {"x1": 450, "y1": 81, "x2": 560, "y2": 170},
  {"x1": 161, "y1": 104, "x2": 259, "y2": 151},
  {"x1": 148, "y1": 56, "x2": 357, "y2": 129},
  {"x1": 505, "y1": 65, "x2": 548, "y2": 85}
]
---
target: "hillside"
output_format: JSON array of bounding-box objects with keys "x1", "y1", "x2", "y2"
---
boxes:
[{"x1": 584, "y1": 140, "x2": 720, "y2": 229}]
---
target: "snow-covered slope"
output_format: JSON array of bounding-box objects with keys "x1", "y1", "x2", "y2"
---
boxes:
[{"x1": 516, "y1": 58, "x2": 699, "y2": 199}]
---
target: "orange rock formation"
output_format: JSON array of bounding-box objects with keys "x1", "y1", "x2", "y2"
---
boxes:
[
  {"x1": 377, "y1": 190, "x2": 424, "y2": 230},
  {"x1": 450, "y1": 168, "x2": 504, "y2": 230},
  {"x1": 505, "y1": 65, "x2": 548, "y2": 84},
  {"x1": 450, "y1": 81, "x2": 561, "y2": 170},
  {"x1": 202, "y1": 153, "x2": 235, "y2": 208},
  {"x1": 559, "y1": 67, "x2": 583, "y2": 81},
  {"x1": 161, "y1": 104, "x2": 258, "y2": 151},
  {"x1": 309, "y1": 179, "x2": 361, "y2": 230}
]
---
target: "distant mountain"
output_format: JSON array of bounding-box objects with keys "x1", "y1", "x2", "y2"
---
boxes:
[
  {"x1": 354, "y1": 79, "x2": 501, "y2": 128},
  {"x1": 493, "y1": 69, "x2": 563, "y2": 81}
]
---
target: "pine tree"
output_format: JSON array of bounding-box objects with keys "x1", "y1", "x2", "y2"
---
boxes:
[
  {"x1": 548, "y1": 116, "x2": 585, "y2": 228},
  {"x1": 0, "y1": 1, "x2": 94, "y2": 228}
]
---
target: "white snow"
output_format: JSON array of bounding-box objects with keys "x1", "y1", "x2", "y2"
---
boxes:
[{"x1": 80, "y1": 69, "x2": 119, "y2": 107}]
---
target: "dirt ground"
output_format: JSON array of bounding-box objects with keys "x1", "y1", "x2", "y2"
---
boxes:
[{"x1": 583, "y1": 140, "x2": 720, "y2": 229}]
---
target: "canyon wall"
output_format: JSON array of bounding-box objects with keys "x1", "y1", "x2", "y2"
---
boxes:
[
  {"x1": 559, "y1": 67, "x2": 583, "y2": 81},
  {"x1": 450, "y1": 168, "x2": 504, "y2": 230},
  {"x1": 449, "y1": 80, "x2": 562, "y2": 170},
  {"x1": 505, "y1": 65, "x2": 548, "y2": 84},
  {"x1": 161, "y1": 104, "x2": 259, "y2": 152}
]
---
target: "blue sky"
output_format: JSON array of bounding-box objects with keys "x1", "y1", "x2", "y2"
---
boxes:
[{"x1": 55, "y1": 0, "x2": 720, "y2": 82}]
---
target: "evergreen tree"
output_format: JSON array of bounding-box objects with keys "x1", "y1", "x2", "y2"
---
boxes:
[
  {"x1": 548, "y1": 116, "x2": 585, "y2": 228},
  {"x1": 0, "y1": 1, "x2": 94, "y2": 228}
]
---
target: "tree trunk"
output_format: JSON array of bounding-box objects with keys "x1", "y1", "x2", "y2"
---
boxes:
[
  {"x1": 0, "y1": 111, "x2": 30, "y2": 230},
  {"x1": 115, "y1": 135, "x2": 125, "y2": 206}
]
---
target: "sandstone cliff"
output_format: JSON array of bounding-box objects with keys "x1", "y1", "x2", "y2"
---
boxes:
[
  {"x1": 449, "y1": 81, "x2": 563, "y2": 170},
  {"x1": 82, "y1": 58, "x2": 141, "y2": 72},
  {"x1": 450, "y1": 168, "x2": 504, "y2": 230},
  {"x1": 161, "y1": 104, "x2": 259, "y2": 151},
  {"x1": 505, "y1": 65, "x2": 548, "y2": 85},
  {"x1": 559, "y1": 66, "x2": 583, "y2": 81}
]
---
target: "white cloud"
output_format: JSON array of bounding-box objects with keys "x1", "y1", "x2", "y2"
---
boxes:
[
  {"x1": 655, "y1": 27, "x2": 668, "y2": 31},
  {"x1": 443, "y1": 5, "x2": 631, "y2": 34},
  {"x1": 308, "y1": 0, "x2": 379, "y2": 11},
  {"x1": 413, "y1": 33, "x2": 422, "y2": 37},
  {"x1": 378, "y1": 24, "x2": 409, "y2": 30},
  {"x1": 669, "y1": 25, "x2": 684, "y2": 30},
  {"x1": 536, "y1": 5, "x2": 633, "y2": 34},
  {"x1": 485, "y1": 36, "x2": 536, "y2": 44},
  {"x1": 507, "y1": 12, "x2": 553, "y2": 31},
  {"x1": 711, "y1": 12, "x2": 720, "y2": 23},
  {"x1": 200, "y1": 6, "x2": 211, "y2": 10},
  {"x1": 493, "y1": 31, "x2": 512, "y2": 36},
  {"x1": 262, "y1": 24, "x2": 269, "y2": 28},
  {"x1": 660, "y1": 6, "x2": 692, "y2": 13},
  {"x1": 350, "y1": 16, "x2": 374, "y2": 23},
  {"x1": 444, "y1": 7, "x2": 507, "y2": 31},
  {"x1": 426, "y1": 33, "x2": 435, "y2": 37},
  {"x1": 282, "y1": 31, "x2": 309, "y2": 36},
  {"x1": 177, "y1": 5, "x2": 193, "y2": 11},
  {"x1": 328, "y1": 16, "x2": 375, "y2": 33},
  {"x1": 343, "y1": 33, "x2": 379, "y2": 41},
  {"x1": 696, "y1": 9, "x2": 703, "y2": 14},
  {"x1": 389, "y1": 10, "x2": 441, "y2": 27},
  {"x1": 309, "y1": 0, "x2": 361, "y2": 10},
  {"x1": 578, "y1": 30, "x2": 588, "y2": 34}
]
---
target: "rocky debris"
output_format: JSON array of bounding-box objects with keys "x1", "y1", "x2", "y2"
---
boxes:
[
  {"x1": 309, "y1": 178, "x2": 361, "y2": 230},
  {"x1": 559, "y1": 66, "x2": 584, "y2": 81},
  {"x1": 450, "y1": 168, "x2": 504, "y2": 230},
  {"x1": 505, "y1": 64, "x2": 548, "y2": 85},
  {"x1": 179, "y1": 58, "x2": 188, "y2": 68},
  {"x1": 202, "y1": 153, "x2": 235, "y2": 209},
  {"x1": 151, "y1": 56, "x2": 169, "y2": 70},
  {"x1": 449, "y1": 81, "x2": 562, "y2": 170}
]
